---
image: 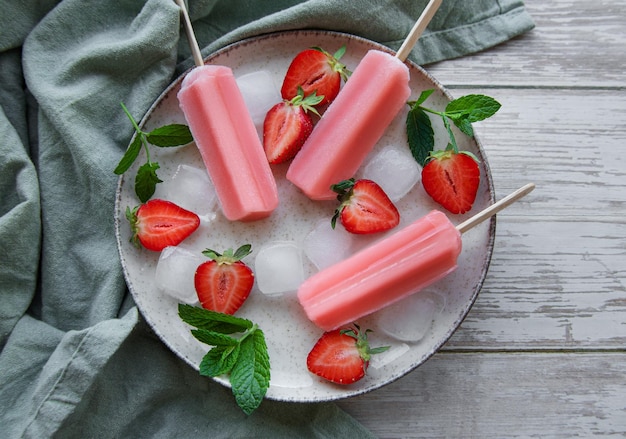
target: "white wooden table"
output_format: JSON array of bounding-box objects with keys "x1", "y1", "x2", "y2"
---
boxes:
[{"x1": 337, "y1": 1, "x2": 626, "y2": 436}]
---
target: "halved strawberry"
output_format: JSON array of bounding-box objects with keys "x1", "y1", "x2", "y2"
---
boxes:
[
  {"x1": 126, "y1": 199, "x2": 200, "y2": 251},
  {"x1": 331, "y1": 178, "x2": 400, "y2": 234},
  {"x1": 194, "y1": 244, "x2": 254, "y2": 315},
  {"x1": 263, "y1": 88, "x2": 323, "y2": 164},
  {"x1": 306, "y1": 324, "x2": 388, "y2": 385},
  {"x1": 421, "y1": 149, "x2": 480, "y2": 214},
  {"x1": 281, "y1": 46, "x2": 350, "y2": 106}
]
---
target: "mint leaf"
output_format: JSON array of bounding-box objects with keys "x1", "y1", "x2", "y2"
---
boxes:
[
  {"x1": 230, "y1": 329, "x2": 270, "y2": 415},
  {"x1": 179, "y1": 305, "x2": 270, "y2": 415},
  {"x1": 200, "y1": 344, "x2": 241, "y2": 377},
  {"x1": 114, "y1": 135, "x2": 143, "y2": 175},
  {"x1": 191, "y1": 329, "x2": 239, "y2": 347},
  {"x1": 445, "y1": 94, "x2": 501, "y2": 123},
  {"x1": 406, "y1": 105, "x2": 434, "y2": 166},
  {"x1": 415, "y1": 89, "x2": 435, "y2": 106},
  {"x1": 117, "y1": 103, "x2": 193, "y2": 203},
  {"x1": 147, "y1": 124, "x2": 193, "y2": 147},
  {"x1": 406, "y1": 92, "x2": 501, "y2": 162},
  {"x1": 441, "y1": 116, "x2": 459, "y2": 152},
  {"x1": 135, "y1": 162, "x2": 161, "y2": 203},
  {"x1": 454, "y1": 116, "x2": 474, "y2": 137},
  {"x1": 178, "y1": 304, "x2": 253, "y2": 334}
]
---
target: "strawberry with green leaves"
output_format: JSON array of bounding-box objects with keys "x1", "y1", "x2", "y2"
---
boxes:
[
  {"x1": 406, "y1": 89, "x2": 500, "y2": 214},
  {"x1": 331, "y1": 178, "x2": 400, "y2": 234},
  {"x1": 263, "y1": 88, "x2": 323, "y2": 164},
  {"x1": 421, "y1": 147, "x2": 481, "y2": 214},
  {"x1": 281, "y1": 46, "x2": 351, "y2": 106},
  {"x1": 126, "y1": 199, "x2": 200, "y2": 251},
  {"x1": 194, "y1": 244, "x2": 254, "y2": 315},
  {"x1": 307, "y1": 324, "x2": 388, "y2": 385}
]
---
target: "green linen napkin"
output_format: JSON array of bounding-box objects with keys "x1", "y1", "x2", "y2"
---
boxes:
[{"x1": 0, "y1": 0, "x2": 533, "y2": 437}]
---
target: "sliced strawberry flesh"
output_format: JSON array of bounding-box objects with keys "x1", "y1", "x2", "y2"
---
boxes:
[
  {"x1": 306, "y1": 329, "x2": 366, "y2": 385},
  {"x1": 132, "y1": 199, "x2": 200, "y2": 251},
  {"x1": 263, "y1": 104, "x2": 308, "y2": 163},
  {"x1": 281, "y1": 49, "x2": 340, "y2": 106},
  {"x1": 422, "y1": 152, "x2": 480, "y2": 214},
  {"x1": 334, "y1": 179, "x2": 400, "y2": 234},
  {"x1": 195, "y1": 260, "x2": 254, "y2": 315}
]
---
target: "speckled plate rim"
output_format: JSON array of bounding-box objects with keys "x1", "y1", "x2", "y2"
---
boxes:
[{"x1": 114, "y1": 29, "x2": 496, "y2": 403}]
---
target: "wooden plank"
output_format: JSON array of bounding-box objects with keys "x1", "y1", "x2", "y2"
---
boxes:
[
  {"x1": 338, "y1": 352, "x2": 626, "y2": 438},
  {"x1": 448, "y1": 218, "x2": 626, "y2": 349},
  {"x1": 425, "y1": 0, "x2": 626, "y2": 87}
]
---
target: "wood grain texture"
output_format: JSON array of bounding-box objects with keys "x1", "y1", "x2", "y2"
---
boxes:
[
  {"x1": 339, "y1": 353, "x2": 626, "y2": 438},
  {"x1": 426, "y1": 0, "x2": 626, "y2": 87},
  {"x1": 341, "y1": 0, "x2": 626, "y2": 437}
]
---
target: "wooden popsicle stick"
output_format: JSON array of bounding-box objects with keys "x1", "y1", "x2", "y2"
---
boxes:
[
  {"x1": 174, "y1": 0, "x2": 205, "y2": 67},
  {"x1": 456, "y1": 183, "x2": 536, "y2": 234},
  {"x1": 395, "y1": 0, "x2": 443, "y2": 62}
]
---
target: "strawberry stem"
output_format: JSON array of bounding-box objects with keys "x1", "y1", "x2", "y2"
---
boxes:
[
  {"x1": 290, "y1": 87, "x2": 324, "y2": 116},
  {"x1": 340, "y1": 324, "x2": 389, "y2": 366},
  {"x1": 330, "y1": 179, "x2": 356, "y2": 229},
  {"x1": 202, "y1": 244, "x2": 252, "y2": 264}
]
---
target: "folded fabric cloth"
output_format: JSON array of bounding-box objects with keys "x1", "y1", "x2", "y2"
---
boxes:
[{"x1": 0, "y1": 0, "x2": 534, "y2": 437}]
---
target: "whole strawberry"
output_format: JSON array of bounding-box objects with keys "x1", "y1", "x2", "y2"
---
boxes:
[
  {"x1": 281, "y1": 46, "x2": 351, "y2": 106},
  {"x1": 263, "y1": 88, "x2": 323, "y2": 164},
  {"x1": 126, "y1": 199, "x2": 200, "y2": 251},
  {"x1": 331, "y1": 178, "x2": 400, "y2": 234},
  {"x1": 194, "y1": 244, "x2": 254, "y2": 315},
  {"x1": 307, "y1": 324, "x2": 388, "y2": 385},
  {"x1": 421, "y1": 148, "x2": 480, "y2": 214}
]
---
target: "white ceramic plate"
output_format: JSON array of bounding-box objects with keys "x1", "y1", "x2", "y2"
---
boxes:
[{"x1": 115, "y1": 30, "x2": 495, "y2": 402}]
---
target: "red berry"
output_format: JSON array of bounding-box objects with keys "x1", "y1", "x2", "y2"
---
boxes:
[
  {"x1": 194, "y1": 245, "x2": 254, "y2": 315},
  {"x1": 331, "y1": 179, "x2": 400, "y2": 234},
  {"x1": 263, "y1": 89, "x2": 322, "y2": 164},
  {"x1": 307, "y1": 324, "x2": 388, "y2": 385},
  {"x1": 281, "y1": 47, "x2": 350, "y2": 106},
  {"x1": 421, "y1": 150, "x2": 480, "y2": 214},
  {"x1": 126, "y1": 199, "x2": 200, "y2": 251}
]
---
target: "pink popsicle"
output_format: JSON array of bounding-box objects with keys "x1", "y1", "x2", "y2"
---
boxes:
[
  {"x1": 177, "y1": 65, "x2": 279, "y2": 221},
  {"x1": 298, "y1": 210, "x2": 461, "y2": 331},
  {"x1": 286, "y1": 50, "x2": 411, "y2": 200},
  {"x1": 298, "y1": 183, "x2": 536, "y2": 331}
]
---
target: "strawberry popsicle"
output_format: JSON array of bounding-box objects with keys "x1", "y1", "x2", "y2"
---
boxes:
[
  {"x1": 298, "y1": 184, "x2": 536, "y2": 330},
  {"x1": 286, "y1": 0, "x2": 443, "y2": 200},
  {"x1": 286, "y1": 50, "x2": 411, "y2": 200},
  {"x1": 298, "y1": 210, "x2": 460, "y2": 331},
  {"x1": 177, "y1": 65, "x2": 279, "y2": 221}
]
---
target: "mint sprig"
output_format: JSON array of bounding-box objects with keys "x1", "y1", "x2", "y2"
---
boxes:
[
  {"x1": 178, "y1": 304, "x2": 271, "y2": 415},
  {"x1": 406, "y1": 90, "x2": 501, "y2": 166},
  {"x1": 115, "y1": 103, "x2": 193, "y2": 203}
]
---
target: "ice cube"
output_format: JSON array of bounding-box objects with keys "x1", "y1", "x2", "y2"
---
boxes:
[
  {"x1": 303, "y1": 220, "x2": 357, "y2": 270},
  {"x1": 254, "y1": 241, "x2": 305, "y2": 296},
  {"x1": 155, "y1": 245, "x2": 204, "y2": 304},
  {"x1": 154, "y1": 164, "x2": 217, "y2": 218},
  {"x1": 376, "y1": 290, "x2": 445, "y2": 342},
  {"x1": 369, "y1": 343, "x2": 410, "y2": 370},
  {"x1": 236, "y1": 70, "x2": 281, "y2": 133},
  {"x1": 362, "y1": 145, "x2": 421, "y2": 201}
]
